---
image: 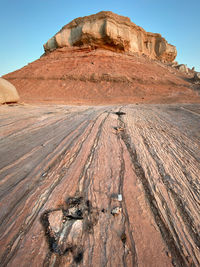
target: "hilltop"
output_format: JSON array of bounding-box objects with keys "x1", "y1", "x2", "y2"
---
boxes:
[{"x1": 3, "y1": 11, "x2": 200, "y2": 104}]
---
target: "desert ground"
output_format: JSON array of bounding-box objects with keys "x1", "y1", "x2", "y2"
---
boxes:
[{"x1": 0, "y1": 103, "x2": 199, "y2": 266}]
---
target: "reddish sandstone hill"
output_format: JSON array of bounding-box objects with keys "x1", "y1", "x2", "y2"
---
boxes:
[{"x1": 3, "y1": 11, "x2": 200, "y2": 104}]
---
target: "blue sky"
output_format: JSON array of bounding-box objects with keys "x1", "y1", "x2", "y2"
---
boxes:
[{"x1": 1, "y1": 0, "x2": 200, "y2": 76}]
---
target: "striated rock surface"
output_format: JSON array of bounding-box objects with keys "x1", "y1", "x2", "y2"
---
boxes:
[
  {"x1": 44, "y1": 11, "x2": 177, "y2": 62},
  {"x1": 0, "y1": 103, "x2": 200, "y2": 266},
  {"x1": 0, "y1": 78, "x2": 19, "y2": 104}
]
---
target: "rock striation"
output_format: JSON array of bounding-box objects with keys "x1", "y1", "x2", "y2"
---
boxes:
[
  {"x1": 44, "y1": 11, "x2": 177, "y2": 62},
  {"x1": 0, "y1": 104, "x2": 200, "y2": 266}
]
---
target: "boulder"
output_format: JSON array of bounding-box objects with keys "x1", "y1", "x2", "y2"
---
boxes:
[
  {"x1": 175, "y1": 64, "x2": 188, "y2": 73},
  {"x1": 0, "y1": 78, "x2": 20, "y2": 104},
  {"x1": 194, "y1": 72, "x2": 200, "y2": 81},
  {"x1": 44, "y1": 11, "x2": 177, "y2": 62}
]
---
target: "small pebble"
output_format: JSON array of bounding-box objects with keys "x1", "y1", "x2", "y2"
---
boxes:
[{"x1": 111, "y1": 207, "x2": 122, "y2": 216}]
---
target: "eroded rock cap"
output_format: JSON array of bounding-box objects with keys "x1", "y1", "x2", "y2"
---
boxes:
[{"x1": 44, "y1": 11, "x2": 177, "y2": 62}]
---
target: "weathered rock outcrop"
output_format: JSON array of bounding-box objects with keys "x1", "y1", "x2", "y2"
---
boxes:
[
  {"x1": 44, "y1": 11, "x2": 177, "y2": 62},
  {"x1": 0, "y1": 78, "x2": 19, "y2": 104}
]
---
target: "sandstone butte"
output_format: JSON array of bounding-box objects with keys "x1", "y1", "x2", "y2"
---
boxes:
[
  {"x1": 0, "y1": 11, "x2": 200, "y2": 267},
  {"x1": 3, "y1": 11, "x2": 200, "y2": 104},
  {"x1": 43, "y1": 11, "x2": 177, "y2": 62}
]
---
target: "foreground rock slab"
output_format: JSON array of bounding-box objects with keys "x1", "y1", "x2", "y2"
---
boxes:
[{"x1": 0, "y1": 104, "x2": 200, "y2": 266}]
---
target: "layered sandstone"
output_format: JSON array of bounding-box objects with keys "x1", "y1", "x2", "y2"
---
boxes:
[
  {"x1": 4, "y1": 47, "x2": 199, "y2": 105},
  {"x1": 0, "y1": 104, "x2": 200, "y2": 266},
  {"x1": 44, "y1": 11, "x2": 177, "y2": 62}
]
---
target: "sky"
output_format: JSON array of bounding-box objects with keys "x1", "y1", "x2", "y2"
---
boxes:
[{"x1": 1, "y1": 0, "x2": 200, "y2": 76}]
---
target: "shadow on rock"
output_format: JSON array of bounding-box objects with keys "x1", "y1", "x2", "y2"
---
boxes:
[{"x1": 41, "y1": 196, "x2": 99, "y2": 264}]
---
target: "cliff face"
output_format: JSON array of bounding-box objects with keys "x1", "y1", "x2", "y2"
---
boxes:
[{"x1": 44, "y1": 11, "x2": 177, "y2": 62}]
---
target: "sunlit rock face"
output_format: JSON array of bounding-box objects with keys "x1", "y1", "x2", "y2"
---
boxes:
[
  {"x1": 44, "y1": 11, "x2": 177, "y2": 62},
  {"x1": 0, "y1": 78, "x2": 20, "y2": 104}
]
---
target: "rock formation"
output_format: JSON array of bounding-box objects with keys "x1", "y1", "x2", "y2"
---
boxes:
[
  {"x1": 0, "y1": 78, "x2": 19, "y2": 104},
  {"x1": 44, "y1": 11, "x2": 177, "y2": 62},
  {"x1": 3, "y1": 11, "x2": 199, "y2": 104},
  {"x1": 175, "y1": 64, "x2": 188, "y2": 73},
  {"x1": 194, "y1": 72, "x2": 200, "y2": 81},
  {"x1": 0, "y1": 12, "x2": 200, "y2": 267}
]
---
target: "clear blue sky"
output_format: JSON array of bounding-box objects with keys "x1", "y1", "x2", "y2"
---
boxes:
[{"x1": 1, "y1": 0, "x2": 200, "y2": 76}]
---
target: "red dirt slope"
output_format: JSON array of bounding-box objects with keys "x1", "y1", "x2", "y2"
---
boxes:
[{"x1": 3, "y1": 47, "x2": 200, "y2": 104}]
